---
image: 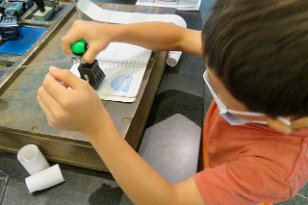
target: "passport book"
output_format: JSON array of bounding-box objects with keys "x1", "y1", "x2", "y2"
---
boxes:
[{"x1": 71, "y1": 42, "x2": 152, "y2": 102}]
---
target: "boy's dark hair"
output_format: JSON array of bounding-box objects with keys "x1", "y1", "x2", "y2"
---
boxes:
[{"x1": 202, "y1": 0, "x2": 308, "y2": 117}]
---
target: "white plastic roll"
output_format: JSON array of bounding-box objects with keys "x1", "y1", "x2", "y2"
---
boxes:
[
  {"x1": 17, "y1": 144, "x2": 50, "y2": 175},
  {"x1": 166, "y1": 51, "x2": 182, "y2": 67},
  {"x1": 25, "y1": 164, "x2": 65, "y2": 193}
]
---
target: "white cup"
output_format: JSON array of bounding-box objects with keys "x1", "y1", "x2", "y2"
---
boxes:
[
  {"x1": 17, "y1": 144, "x2": 50, "y2": 175},
  {"x1": 166, "y1": 51, "x2": 182, "y2": 67},
  {"x1": 25, "y1": 164, "x2": 65, "y2": 193}
]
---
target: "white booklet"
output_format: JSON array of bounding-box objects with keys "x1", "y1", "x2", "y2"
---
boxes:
[{"x1": 70, "y1": 42, "x2": 152, "y2": 102}]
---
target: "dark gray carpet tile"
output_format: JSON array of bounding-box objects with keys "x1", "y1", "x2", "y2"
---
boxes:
[
  {"x1": 0, "y1": 152, "x2": 29, "y2": 179},
  {"x1": 140, "y1": 114, "x2": 201, "y2": 183},
  {"x1": 165, "y1": 63, "x2": 182, "y2": 74},
  {"x1": 88, "y1": 184, "x2": 123, "y2": 205},
  {"x1": 299, "y1": 183, "x2": 308, "y2": 198},
  {"x1": 165, "y1": 54, "x2": 205, "y2": 77},
  {"x1": 119, "y1": 194, "x2": 134, "y2": 205},
  {"x1": 146, "y1": 89, "x2": 204, "y2": 127},
  {"x1": 0, "y1": 152, "x2": 123, "y2": 205},
  {"x1": 158, "y1": 74, "x2": 204, "y2": 97},
  {"x1": 120, "y1": 114, "x2": 201, "y2": 205},
  {"x1": 0, "y1": 172, "x2": 8, "y2": 205},
  {"x1": 177, "y1": 54, "x2": 205, "y2": 76},
  {"x1": 176, "y1": 11, "x2": 203, "y2": 30},
  {"x1": 276, "y1": 195, "x2": 308, "y2": 205}
]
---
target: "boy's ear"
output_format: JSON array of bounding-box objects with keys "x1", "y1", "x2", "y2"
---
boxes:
[{"x1": 266, "y1": 117, "x2": 292, "y2": 135}]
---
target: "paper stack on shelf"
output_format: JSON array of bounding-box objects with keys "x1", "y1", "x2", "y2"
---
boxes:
[{"x1": 135, "y1": 0, "x2": 201, "y2": 11}]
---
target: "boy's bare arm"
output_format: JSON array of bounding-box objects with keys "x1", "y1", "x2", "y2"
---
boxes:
[
  {"x1": 61, "y1": 20, "x2": 203, "y2": 63},
  {"x1": 113, "y1": 22, "x2": 203, "y2": 56},
  {"x1": 37, "y1": 68, "x2": 204, "y2": 205}
]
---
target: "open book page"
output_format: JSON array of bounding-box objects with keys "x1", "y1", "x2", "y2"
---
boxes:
[
  {"x1": 70, "y1": 42, "x2": 152, "y2": 102},
  {"x1": 96, "y1": 42, "x2": 152, "y2": 65}
]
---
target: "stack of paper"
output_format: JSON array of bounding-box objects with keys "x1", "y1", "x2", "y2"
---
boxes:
[{"x1": 135, "y1": 0, "x2": 201, "y2": 11}]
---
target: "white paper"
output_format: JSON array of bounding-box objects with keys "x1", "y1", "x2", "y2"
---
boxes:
[
  {"x1": 136, "y1": 0, "x2": 201, "y2": 11},
  {"x1": 76, "y1": 0, "x2": 187, "y2": 26},
  {"x1": 108, "y1": 12, "x2": 133, "y2": 24}
]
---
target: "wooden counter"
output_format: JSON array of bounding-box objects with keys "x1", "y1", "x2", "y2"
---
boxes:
[{"x1": 0, "y1": 3, "x2": 171, "y2": 171}]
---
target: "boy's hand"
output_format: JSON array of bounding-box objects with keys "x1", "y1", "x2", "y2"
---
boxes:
[
  {"x1": 61, "y1": 20, "x2": 113, "y2": 63},
  {"x1": 37, "y1": 66, "x2": 106, "y2": 136}
]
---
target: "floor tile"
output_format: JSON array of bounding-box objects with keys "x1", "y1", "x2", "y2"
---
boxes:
[
  {"x1": 141, "y1": 114, "x2": 201, "y2": 183},
  {"x1": 146, "y1": 90, "x2": 204, "y2": 127},
  {"x1": 158, "y1": 74, "x2": 204, "y2": 97},
  {"x1": 276, "y1": 194, "x2": 308, "y2": 205},
  {"x1": 299, "y1": 183, "x2": 308, "y2": 198}
]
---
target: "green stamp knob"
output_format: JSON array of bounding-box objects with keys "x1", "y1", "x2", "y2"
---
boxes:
[{"x1": 71, "y1": 40, "x2": 87, "y2": 55}]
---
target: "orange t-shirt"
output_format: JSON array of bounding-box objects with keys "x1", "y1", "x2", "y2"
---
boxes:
[{"x1": 194, "y1": 101, "x2": 308, "y2": 205}]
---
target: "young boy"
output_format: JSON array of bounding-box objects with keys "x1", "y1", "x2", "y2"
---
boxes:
[{"x1": 37, "y1": 0, "x2": 308, "y2": 204}]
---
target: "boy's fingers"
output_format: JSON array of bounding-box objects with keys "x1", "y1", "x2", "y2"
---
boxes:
[
  {"x1": 37, "y1": 95, "x2": 53, "y2": 119},
  {"x1": 61, "y1": 34, "x2": 77, "y2": 55},
  {"x1": 61, "y1": 20, "x2": 87, "y2": 55},
  {"x1": 37, "y1": 87, "x2": 58, "y2": 119},
  {"x1": 82, "y1": 44, "x2": 101, "y2": 63},
  {"x1": 48, "y1": 66, "x2": 83, "y2": 90},
  {"x1": 61, "y1": 30, "x2": 83, "y2": 55},
  {"x1": 42, "y1": 73, "x2": 70, "y2": 103},
  {"x1": 37, "y1": 95, "x2": 60, "y2": 128}
]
